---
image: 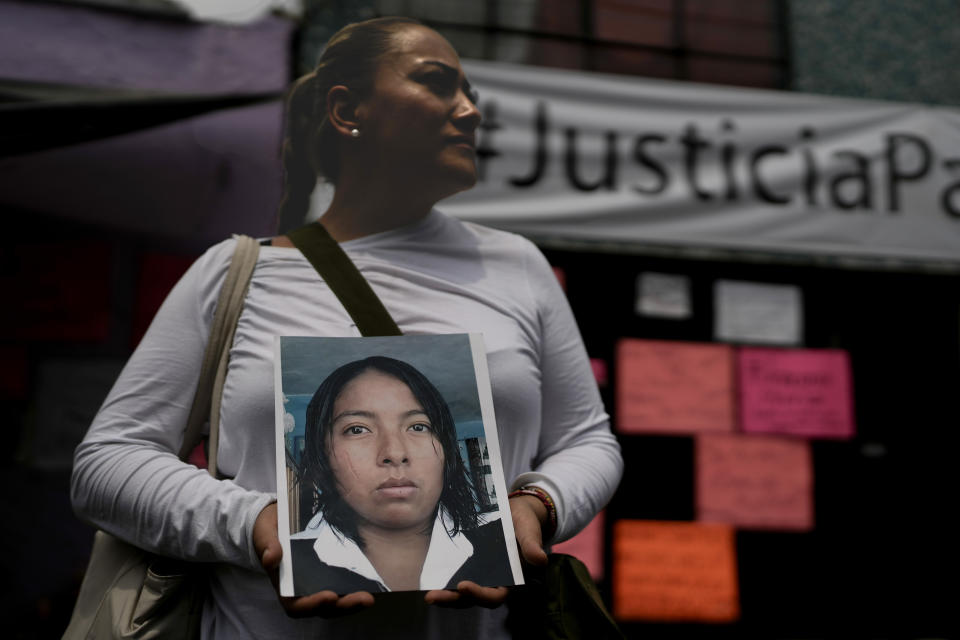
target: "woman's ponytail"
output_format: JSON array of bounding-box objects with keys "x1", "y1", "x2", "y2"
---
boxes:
[{"x1": 277, "y1": 73, "x2": 321, "y2": 230}]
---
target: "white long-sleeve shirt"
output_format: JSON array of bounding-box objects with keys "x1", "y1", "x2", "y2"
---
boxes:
[{"x1": 71, "y1": 210, "x2": 622, "y2": 639}]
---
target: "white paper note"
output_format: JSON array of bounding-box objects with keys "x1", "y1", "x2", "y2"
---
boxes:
[
  {"x1": 636, "y1": 272, "x2": 692, "y2": 319},
  {"x1": 714, "y1": 280, "x2": 802, "y2": 345}
]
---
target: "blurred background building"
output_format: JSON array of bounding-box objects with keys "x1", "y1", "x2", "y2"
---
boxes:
[{"x1": 2, "y1": 1, "x2": 958, "y2": 637}]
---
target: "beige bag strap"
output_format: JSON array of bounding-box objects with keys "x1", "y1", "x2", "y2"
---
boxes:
[{"x1": 177, "y1": 235, "x2": 260, "y2": 476}]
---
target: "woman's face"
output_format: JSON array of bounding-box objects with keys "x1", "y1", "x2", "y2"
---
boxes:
[
  {"x1": 326, "y1": 369, "x2": 445, "y2": 534},
  {"x1": 355, "y1": 25, "x2": 481, "y2": 200}
]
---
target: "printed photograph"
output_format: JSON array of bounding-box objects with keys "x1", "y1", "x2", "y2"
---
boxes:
[{"x1": 273, "y1": 334, "x2": 524, "y2": 596}]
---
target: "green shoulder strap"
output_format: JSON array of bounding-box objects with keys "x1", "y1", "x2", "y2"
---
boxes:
[{"x1": 287, "y1": 222, "x2": 402, "y2": 337}]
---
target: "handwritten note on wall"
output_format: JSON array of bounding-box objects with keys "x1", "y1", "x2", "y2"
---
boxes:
[
  {"x1": 696, "y1": 434, "x2": 813, "y2": 531},
  {"x1": 616, "y1": 339, "x2": 735, "y2": 435},
  {"x1": 553, "y1": 511, "x2": 605, "y2": 580},
  {"x1": 739, "y1": 347, "x2": 855, "y2": 439},
  {"x1": 613, "y1": 520, "x2": 739, "y2": 623},
  {"x1": 714, "y1": 279, "x2": 803, "y2": 345}
]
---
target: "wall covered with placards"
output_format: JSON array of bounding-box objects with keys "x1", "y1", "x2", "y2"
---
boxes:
[{"x1": 545, "y1": 247, "x2": 958, "y2": 639}]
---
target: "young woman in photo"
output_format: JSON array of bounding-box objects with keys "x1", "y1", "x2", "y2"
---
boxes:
[{"x1": 289, "y1": 356, "x2": 512, "y2": 594}]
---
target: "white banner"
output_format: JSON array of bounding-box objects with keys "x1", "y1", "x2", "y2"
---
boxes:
[{"x1": 441, "y1": 60, "x2": 960, "y2": 266}]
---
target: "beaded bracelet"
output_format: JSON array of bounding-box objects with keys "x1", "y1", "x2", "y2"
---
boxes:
[{"x1": 508, "y1": 485, "x2": 558, "y2": 540}]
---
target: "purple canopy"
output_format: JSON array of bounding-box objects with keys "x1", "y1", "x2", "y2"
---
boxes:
[{"x1": 0, "y1": 1, "x2": 295, "y2": 243}]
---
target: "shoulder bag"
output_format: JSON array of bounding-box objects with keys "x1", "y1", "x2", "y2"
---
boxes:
[
  {"x1": 507, "y1": 553, "x2": 626, "y2": 640},
  {"x1": 62, "y1": 235, "x2": 261, "y2": 640}
]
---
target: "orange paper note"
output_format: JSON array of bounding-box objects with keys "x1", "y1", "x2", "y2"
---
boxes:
[
  {"x1": 553, "y1": 511, "x2": 604, "y2": 580},
  {"x1": 739, "y1": 347, "x2": 855, "y2": 439},
  {"x1": 696, "y1": 433, "x2": 813, "y2": 531},
  {"x1": 616, "y1": 339, "x2": 735, "y2": 434},
  {"x1": 613, "y1": 520, "x2": 739, "y2": 623}
]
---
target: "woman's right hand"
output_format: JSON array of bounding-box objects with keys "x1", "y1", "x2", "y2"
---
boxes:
[{"x1": 253, "y1": 502, "x2": 375, "y2": 617}]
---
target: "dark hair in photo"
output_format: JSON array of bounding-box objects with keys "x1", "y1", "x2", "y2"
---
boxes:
[
  {"x1": 277, "y1": 16, "x2": 422, "y2": 228},
  {"x1": 299, "y1": 356, "x2": 480, "y2": 547}
]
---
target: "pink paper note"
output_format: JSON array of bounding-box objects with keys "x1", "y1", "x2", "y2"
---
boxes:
[
  {"x1": 696, "y1": 433, "x2": 813, "y2": 531},
  {"x1": 738, "y1": 347, "x2": 855, "y2": 439},
  {"x1": 616, "y1": 339, "x2": 735, "y2": 435},
  {"x1": 553, "y1": 511, "x2": 604, "y2": 579},
  {"x1": 590, "y1": 358, "x2": 609, "y2": 388}
]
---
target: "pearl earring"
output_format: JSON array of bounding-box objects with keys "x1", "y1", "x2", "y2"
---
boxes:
[{"x1": 350, "y1": 128, "x2": 360, "y2": 138}]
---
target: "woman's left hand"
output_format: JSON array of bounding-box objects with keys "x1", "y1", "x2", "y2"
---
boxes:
[
  {"x1": 508, "y1": 493, "x2": 549, "y2": 567},
  {"x1": 424, "y1": 494, "x2": 549, "y2": 608}
]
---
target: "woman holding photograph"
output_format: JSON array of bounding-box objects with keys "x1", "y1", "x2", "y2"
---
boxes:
[
  {"x1": 72, "y1": 15, "x2": 622, "y2": 640},
  {"x1": 289, "y1": 356, "x2": 512, "y2": 594}
]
